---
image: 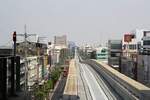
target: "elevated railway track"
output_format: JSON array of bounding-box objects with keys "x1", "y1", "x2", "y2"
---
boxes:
[
  {"x1": 85, "y1": 59, "x2": 150, "y2": 100},
  {"x1": 63, "y1": 53, "x2": 150, "y2": 100}
]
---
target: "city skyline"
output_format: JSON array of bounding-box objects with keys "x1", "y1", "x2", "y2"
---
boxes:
[{"x1": 0, "y1": 0, "x2": 150, "y2": 46}]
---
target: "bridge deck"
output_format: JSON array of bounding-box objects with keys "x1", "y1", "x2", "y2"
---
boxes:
[
  {"x1": 90, "y1": 60, "x2": 150, "y2": 100},
  {"x1": 63, "y1": 59, "x2": 77, "y2": 99},
  {"x1": 95, "y1": 60, "x2": 150, "y2": 91}
]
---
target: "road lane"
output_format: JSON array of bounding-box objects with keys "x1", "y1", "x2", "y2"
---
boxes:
[{"x1": 51, "y1": 76, "x2": 67, "y2": 100}]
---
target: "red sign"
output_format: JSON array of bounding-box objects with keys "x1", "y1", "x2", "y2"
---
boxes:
[
  {"x1": 13, "y1": 31, "x2": 16, "y2": 42},
  {"x1": 124, "y1": 34, "x2": 132, "y2": 42}
]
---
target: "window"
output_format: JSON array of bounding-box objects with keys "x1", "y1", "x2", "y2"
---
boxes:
[
  {"x1": 111, "y1": 44, "x2": 122, "y2": 49},
  {"x1": 137, "y1": 43, "x2": 141, "y2": 50},
  {"x1": 97, "y1": 54, "x2": 106, "y2": 56},
  {"x1": 123, "y1": 44, "x2": 126, "y2": 49},
  {"x1": 129, "y1": 44, "x2": 136, "y2": 50},
  {"x1": 143, "y1": 40, "x2": 150, "y2": 45},
  {"x1": 101, "y1": 49, "x2": 107, "y2": 53},
  {"x1": 111, "y1": 53, "x2": 117, "y2": 57},
  {"x1": 110, "y1": 52, "x2": 120, "y2": 57}
]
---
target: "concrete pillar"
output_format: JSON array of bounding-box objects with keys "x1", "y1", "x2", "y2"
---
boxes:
[
  {"x1": 0, "y1": 58, "x2": 7, "y2": 100},
  {"x1": 16, "y1": 56, "x2": 21, "y2": 91}
]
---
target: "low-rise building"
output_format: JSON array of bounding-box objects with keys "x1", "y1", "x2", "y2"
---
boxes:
[
  {"x1": 121, "y1": 29, "x2": 150, "y2": 84},
  {"x1": 108, "y1": 40, "x2": 122, "y2": 69},
  {"x1": 137, "y1": 55, "x2": 150, "y2": 87},
  {"x1": 0, "y1": 46, "x2": 13, "y2": 56},
  {"x1": 136, "y1": 30, "x2": 150, "y2": 87},
  {"x1": 0, "y1": 56, "x2": 22, "y2": 100},
  {"x1": 51, "y1": 35, "x2": 68, "y2": 65},
  {"x1": 54, "y1": 35, "x2": 67, "y2": 47},
  {"x1": 95, "y1": 47, "x2": 108, "y2": 63}
]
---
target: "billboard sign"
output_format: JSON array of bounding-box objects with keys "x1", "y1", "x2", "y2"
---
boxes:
[{"x1": 124, "y1": 34, "x2": 134, "y2": 42}]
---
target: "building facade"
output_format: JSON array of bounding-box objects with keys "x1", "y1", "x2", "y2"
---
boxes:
[
  {"x1": 54, "y1": 35, "x2": 67, "y2": 47},
  {"x1": 95, "y1": 47, "x2": 108, "y2": 63},
  {"x1": 121, "y1": 29, "x2": 150, "y2": 85},
  {"x1": 108, "y1": 40, "x2": 122, "y2": 69}
]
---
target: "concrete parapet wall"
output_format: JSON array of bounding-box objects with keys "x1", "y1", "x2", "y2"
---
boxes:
[
  {"x1": 85, "y1": 59, "x2": 150, "y2": 100},
  {"x1": 63, "y1": 59, "x2": 78, "y2": 100}
]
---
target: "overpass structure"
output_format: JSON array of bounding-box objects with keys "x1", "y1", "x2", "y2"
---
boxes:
[
  {"x1": 85, "y1": 60, "x2": 150, "y2": 100},
  {"x1": 63, "y1": 59, "x2": 78, "y2": 100},
  {"x1": 63, "y1": 55, "x2": 150, "y2": 100}
]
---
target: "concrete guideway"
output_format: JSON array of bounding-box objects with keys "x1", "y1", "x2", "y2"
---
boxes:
[
  {"x1": 63, "y1": 53, "x2": 107, "y2": 100},
  {"x1": 63, "y1": 50, "x2": 119, "y2": 100},
  {"x1": 63, "y1": 49, "x2": 150, "y2": 100},
  {"x1": 63, "y1": 59, "x2": 78, "y2": 100},
  {"x1": 75, "y1": 54, "x2": 109, "y2": 100},
  {"x1": 76, "y1": 58, "x2": 92, "y2": 100},
  {"x1": 79, "y1": 63, "x2": 108, "y2": 100},
  {"x1": 83, "y1": 62, "x2": 121, "y2": 100},
  {"x1": 86, "y1": 59, "x2": 150, "y2": 100}
]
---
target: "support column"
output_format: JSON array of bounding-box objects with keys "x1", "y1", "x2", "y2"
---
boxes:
[
  {"x1": 10, "y1": 57, "x2": 15, "y2": 95},
  {"x1": 16, "y1": 56, "x2": 21, "y2": 91},
  {"x1": 0, "y1": 58, "x2": 7, "y2": 100}
]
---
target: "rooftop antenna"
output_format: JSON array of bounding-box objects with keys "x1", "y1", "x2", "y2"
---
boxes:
[
  {"x1": 24, "y1": 24, "x2": 28, "y2": 39},
  {"x1": 25, "y1": 24, "x2": 27, "y2": 34}
]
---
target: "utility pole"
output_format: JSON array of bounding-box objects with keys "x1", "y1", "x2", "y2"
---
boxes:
[
  {"x1": 13, "y1": 31, "x2": 17, "y2": 57},
  {"x1": 17, "y1": 25, "x2": 36, "y2": 100},
  {"x1": 37, "y1": 36, "x2": 46, "y2": 80},
  {"x1": 11, "y1": 31, "x2": 16, "y2": 96}
]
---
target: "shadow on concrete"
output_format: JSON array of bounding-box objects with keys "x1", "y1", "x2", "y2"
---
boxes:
[
  {"x1": 63, "y1": 95, "x2": 80, "y2": 100},
  {"x1": 51, "y1": 77, "x2": 67, "y2": 100}
]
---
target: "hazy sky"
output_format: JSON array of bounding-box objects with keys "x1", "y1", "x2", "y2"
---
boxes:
[{"x1": 0, "y1": 0, "x2": 150, "y2": 46}]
